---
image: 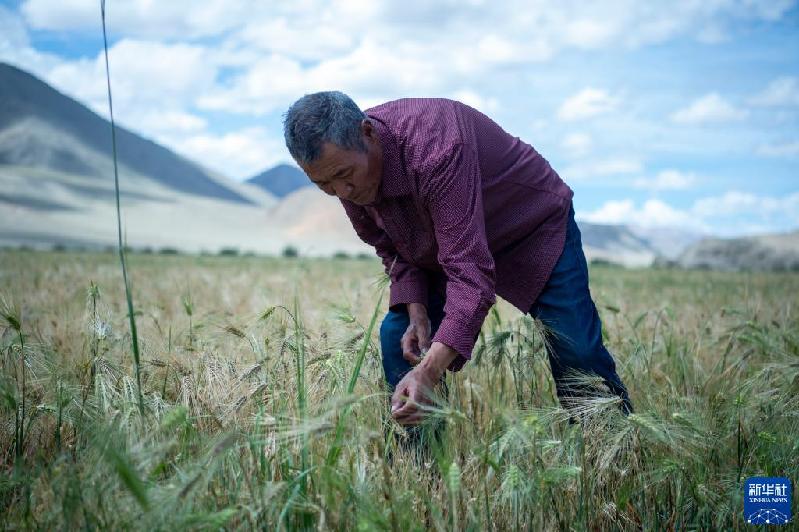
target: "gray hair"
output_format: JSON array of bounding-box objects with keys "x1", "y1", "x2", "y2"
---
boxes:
[{"x1": 283, "y1": 91, "x2": 367, "y2": 164}]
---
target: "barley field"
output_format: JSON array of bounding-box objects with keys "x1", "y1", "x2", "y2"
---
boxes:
[{"x1": 1, "y1": 249, "x2": 797, "y2": 530}]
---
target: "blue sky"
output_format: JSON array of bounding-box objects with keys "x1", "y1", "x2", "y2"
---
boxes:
[{"x1": 0, "y1": 0, "x2": 797, "y2": 236}]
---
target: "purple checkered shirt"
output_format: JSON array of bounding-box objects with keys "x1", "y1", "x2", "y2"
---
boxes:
[{"x1": 340, "y1": 98, "x2": 574, "y2": 370}]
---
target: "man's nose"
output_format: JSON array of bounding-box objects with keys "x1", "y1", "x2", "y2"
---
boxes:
[{"x1": 335, "y1": 182, "x2": 355, "y2": 199}]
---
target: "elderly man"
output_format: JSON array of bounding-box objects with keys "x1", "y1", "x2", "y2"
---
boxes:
[{"x1": 283, "y1": 92, "x2": 633, "y2": 426}]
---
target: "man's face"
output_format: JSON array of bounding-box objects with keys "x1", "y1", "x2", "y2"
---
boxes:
[{"x1": 300, "y1": 120, "x2": 383, "y2": 205}]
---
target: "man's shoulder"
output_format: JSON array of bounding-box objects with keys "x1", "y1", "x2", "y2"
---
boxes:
[
  {"x1": 367, "y1": 98, "x2": 469, "y2": 169},
  {"x1": 365, "y1": 97, "x2": 461, "y2": 115},
  {"x1": 365, "y1": 98, "x2": 469, "y2": 134}
]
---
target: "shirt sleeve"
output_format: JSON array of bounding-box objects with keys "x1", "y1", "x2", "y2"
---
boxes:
[
  {"x1": 420, "y1": 143, "x2": 496, "y2": 371},
  {"x1": 339, "y1": 199, "x2": 429, "y2": 310}
]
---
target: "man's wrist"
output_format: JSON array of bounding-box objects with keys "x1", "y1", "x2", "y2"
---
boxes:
[
  {"x1": 407, "y1": 302, "x2": 428, "y2": 322},
  {"x1": 419, "y1": 341, "x2": 459, "y2": 376}
]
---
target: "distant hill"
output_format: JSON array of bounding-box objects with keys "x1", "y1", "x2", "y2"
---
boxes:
[
  {"x1": 578, "y1": 223, "x2": 660, "y2": 267},
  {"x1": 0, "y1": 62, "x2": 253, "y2": 204},
  {"x1": 247, "y1": 163, "x2": 310, "y2": 197},
  {"x1": 629, "y1": 226, "x2": 704, "y2": 260},
  {"x1": 671, "y1": 230, "x2": 799, "y2": 271}
]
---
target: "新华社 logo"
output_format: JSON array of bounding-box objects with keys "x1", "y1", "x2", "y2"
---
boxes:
[{"x1": 744, "y1": 477, "x2": 792, "y2": 525}]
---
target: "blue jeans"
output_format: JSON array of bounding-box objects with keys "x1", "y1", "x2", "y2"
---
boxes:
[{"x1": 379, "y1": 202, "x2": 633, "y2": 414}]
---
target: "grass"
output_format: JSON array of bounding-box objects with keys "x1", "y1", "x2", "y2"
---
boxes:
[{"x1": 0, "y1": 249, "x2": 797, "y2": 529}]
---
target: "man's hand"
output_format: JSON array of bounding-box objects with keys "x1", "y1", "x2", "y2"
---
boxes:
[
  {"x1": 391, "y1": 341, "x2": 459, "y2": 425},
  {"x1": 400, "y1": 303, "x2": 432, "y2": 365}
]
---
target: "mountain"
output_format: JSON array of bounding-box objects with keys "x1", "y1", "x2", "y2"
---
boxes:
[
  {"x1": 578, "y1": 223, "x2": 660, "y2": 267},
  {"x1": 0, "y1": 62, "x2": 254, "y2": 204},
  {"x1": 629, "y1": 226, "x2": 705, "y2": 260},
  {"x1": 246, "y1": 163, "x2": 311, "y2": 197},
  {"x1": 0, "y1": 62, "x2": 283, "y2": 253},
  {"x1": 671, "y1": 230, "x2": 799, "y2": 271}
]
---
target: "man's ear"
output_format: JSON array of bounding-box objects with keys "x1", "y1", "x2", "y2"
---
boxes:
[{"x1": 361, "y1": 118, "x2": 374, "y2": 138}]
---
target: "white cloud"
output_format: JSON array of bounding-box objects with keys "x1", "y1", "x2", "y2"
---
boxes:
[
  {"x1": 19, "y1": 1, "x2": 793, "y2": 107},
  {"x1": 0, "y1": 6, "x2": 29, "y2": 47},
  {"x1": 197, "y1": 39, "x2": 469, "y2": 116},
  {"x1": 450, "y1": 89, "x2": 500, "y2": 114},
  {"x1": 580, "y1": 198, "x2": 697, "y2": 228},
  {"x1": 632, "y1": 169, "x2": 695, "y2": 191},
  {"x1": 562, "y1": 157, "x2": 643, "y2": 180},
  {"x1": 135, "y1": 111, "x2": 207, "y2": 136},
  {"x1": 22, "y1": 0, "x2": 251, "y2": 39},
  {"x1": 692, "y1": 190, "x2": 799, "y2": 219},
  {"x1": 233, "y1": 16, "x2": 355, "y2": 62},
  {"x1": 670, "y1": 93, "x2": 748, "y2": 124},
  {"x1": 21, "y1": 0, "x2": 95, "y2": 31},
  {"x1": 635, "y1": 199, "x2": 697, "y2": 228},
  {"x1": 750, "y1": 76, "x2": 799, "y2": 107},
  {"x1": 557, "y1": 88, "x2": 619, "y2": 121},
  {"x1": 19, "y1": 0, "x2": 796, "y2": 49},
  {"x1": 475, "y1": 35, "x2": 524, "y2": 64},
  {"x1": 756, "y1": 140, "x2": 799, "y2": 157},
  {"x1": 561, "y1": 133, "x2": 593, "y2": 158},
  {"x1": 170, "y1": 127, "x2": 290, "y2": 180},
  {"x1": 740, "y1": 0, "x2": 797, "y2": 21},
  {"x1": 39, "y1": 39, "x2": 219, "y2": 119},
  {"x1": 691, "y1": 190, "x2": 799, "y2": 234},
  {"x1": 696, "y1": 24, "x2": 729, "y2": 44},
  {"x1": 580, "y1": 199, "x2": 636, "y2": 225},
  {"x1": 563, "y1": 18, "x2": 617, "y2": 49},
  {"x1": 582, "y1": 190, "x2": 799, "y2": 234},
  {"x1": 196, "y1": 54, "x2": 301, "y2": 115}
]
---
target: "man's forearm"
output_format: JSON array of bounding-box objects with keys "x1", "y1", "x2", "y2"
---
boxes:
[
  {"x1": 407, "y1": 302, "x2": 428, "y2": 322},
  {"x1": 406, "y1": 303, "x2": 459, "y2": 373}
]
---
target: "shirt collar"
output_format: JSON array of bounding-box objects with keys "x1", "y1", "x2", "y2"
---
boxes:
[{"x1": 367, "y1": 114, "x2": 413, "y2": 205}]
